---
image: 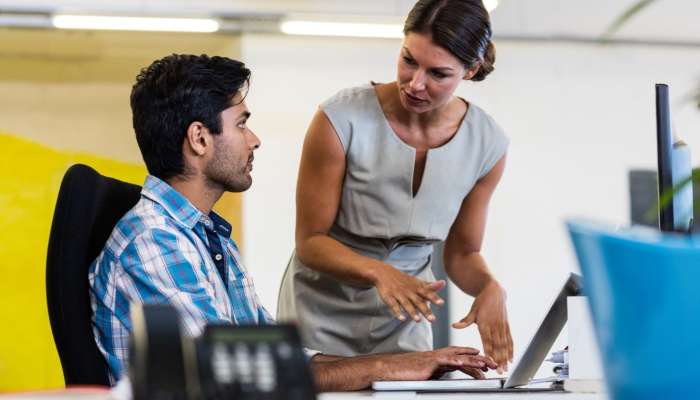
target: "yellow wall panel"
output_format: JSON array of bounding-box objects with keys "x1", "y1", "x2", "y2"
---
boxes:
[
  {"x1": 0, "y1": 132, "x2": 146, "y2": 391},
  {"x1": 0, "y1": 132, "x2": 242, "y2": 391}
]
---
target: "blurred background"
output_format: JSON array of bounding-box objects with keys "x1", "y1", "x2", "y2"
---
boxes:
[{"x1": 1, "y1": 0, "x2": 699, "y2": 392}]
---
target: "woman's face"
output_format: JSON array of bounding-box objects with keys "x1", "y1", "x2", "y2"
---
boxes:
[{"x1": 397, "y1": 32, "x2": 475, "y2": 114}]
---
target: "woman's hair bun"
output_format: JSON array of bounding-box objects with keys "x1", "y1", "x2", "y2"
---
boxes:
[{"x1": 471, "y1": 41, "x2": 495, "y2": 82}]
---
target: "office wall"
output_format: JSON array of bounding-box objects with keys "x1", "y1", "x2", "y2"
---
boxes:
[
  {"x1": 240, "y1": 33, "x2": 700, "y2": 374},
  {"x1": 0, "y1": 29, "x2": 244, "y2": 391}
]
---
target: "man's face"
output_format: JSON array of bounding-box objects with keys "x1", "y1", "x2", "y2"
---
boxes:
[{"x1": 204, "y1": 97, "x2": 260, "y2": 193}]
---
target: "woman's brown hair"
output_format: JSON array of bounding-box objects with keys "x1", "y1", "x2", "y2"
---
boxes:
[{"x1": 404, "y1": 0, "x2": 495, "y2": 81}]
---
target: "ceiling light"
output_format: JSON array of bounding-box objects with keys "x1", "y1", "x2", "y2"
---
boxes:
[
  {"x1": 280, "y1": 20, "x2": 402, "y2": 39},
  {"x1": 51, "y1": 15, "x2": 220, "y2": 33}
]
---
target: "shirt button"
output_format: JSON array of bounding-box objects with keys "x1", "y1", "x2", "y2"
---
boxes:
[{"x1": 215, "y1": 254, "x2": 223, "y2": 261}]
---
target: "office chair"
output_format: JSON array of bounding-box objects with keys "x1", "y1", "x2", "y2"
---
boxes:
[
  {"x1": 567, "y1": 218, "x2": 700, "y2": 400},
  {"x1": 46, "y1": 164, "x2": 142, "y2": 385}
]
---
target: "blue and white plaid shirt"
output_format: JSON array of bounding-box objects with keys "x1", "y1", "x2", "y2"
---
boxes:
[{"x1": 89, "y1": 175, "x2": 273, "y2": 383}]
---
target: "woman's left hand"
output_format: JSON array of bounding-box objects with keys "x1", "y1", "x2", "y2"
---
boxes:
[{"x1": 452, "y1": 280, "x2": 513, "y2": 373}]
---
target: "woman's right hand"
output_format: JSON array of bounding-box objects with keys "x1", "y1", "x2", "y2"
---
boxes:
[{"x1": 371, "y1": 264, "x2": 446, "y2": 322}]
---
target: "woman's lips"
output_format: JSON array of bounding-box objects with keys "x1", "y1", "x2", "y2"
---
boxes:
[{"x1": 403, "y1": 90, "x2": 427, "y2": 103}]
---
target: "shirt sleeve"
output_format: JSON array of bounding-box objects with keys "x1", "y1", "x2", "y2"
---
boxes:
[
  {"x1": 303, "y1": 348, "x2": 322, "y2": 360},
  {"x1": 116, "y1": 228, "x2": 232, "y2": 337},
  {"x1": 257, "y1": 305, "x2": 275, "y2": 325}
]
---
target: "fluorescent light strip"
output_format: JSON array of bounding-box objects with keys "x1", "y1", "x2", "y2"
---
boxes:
[
  {"x1": 280, "y1": 21, "x2": 402, "y2": 39},
  {"x1": 51, "y1": 15, "x2": 220, "y2": 33}
]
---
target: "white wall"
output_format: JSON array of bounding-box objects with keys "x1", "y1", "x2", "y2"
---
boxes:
[
  {"x1": 240, "y1": 33, "x2": 700, "y2": 374},
  {"x1": 240, "y1": 33, "x2": 400, "y2": 309}
]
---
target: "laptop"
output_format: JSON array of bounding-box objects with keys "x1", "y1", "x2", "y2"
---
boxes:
[{"x1": 372, "y1": 273, "x2": 582, "y2": 393}]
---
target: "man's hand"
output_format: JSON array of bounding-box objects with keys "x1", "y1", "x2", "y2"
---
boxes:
[
  {"x1": 379, "y1": 346, "x2": 497, "y2": 381},
  {"x1": 371, "y1": 263, "x2": 445, "y2": 322},
  {"x1": 312, "y1": 346, "x2": 497, "y2": 392},
  {"x1": 452, "y1": 280, "x2": 513, "y2": 373}
]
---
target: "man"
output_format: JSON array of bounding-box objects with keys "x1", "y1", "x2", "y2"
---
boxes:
[{"x1": 89, "y1": 54, "x2": 496, "y2": 391}]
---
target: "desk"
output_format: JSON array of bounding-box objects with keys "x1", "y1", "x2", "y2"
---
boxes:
[
  {"x1": 321, "y1": 392, "x2": 605, "y2": 400},
  {"x1": 0, "y1": 389, "x2": 607, "y2": 400}
]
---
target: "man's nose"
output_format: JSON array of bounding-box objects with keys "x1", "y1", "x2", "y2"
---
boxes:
[{"x1": 248, "y1": 129, "x2": 261, "y2": 149}]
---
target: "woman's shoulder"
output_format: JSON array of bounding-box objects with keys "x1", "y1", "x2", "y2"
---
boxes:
[
  {"x1": 321, "y1": 83, "x2": 375, "y2": 111},
  {"x1": 318, "y1": 84, "x2": 378, "y2": 151},
  {"x1": 463, "y1": 101, "x2": 508, "y2": 141}
]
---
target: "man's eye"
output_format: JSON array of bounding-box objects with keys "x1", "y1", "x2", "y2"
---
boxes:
[
  {"x1": 403, "y1": 56, "x2": 416, "y2": 65},
  {"x1": 237, "y1": 121, "x2": 247, "y2": 129}
]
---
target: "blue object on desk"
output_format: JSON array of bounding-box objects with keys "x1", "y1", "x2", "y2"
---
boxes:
[{"x1": 567, "y1": 218, "x2": 700, "y2": 400}]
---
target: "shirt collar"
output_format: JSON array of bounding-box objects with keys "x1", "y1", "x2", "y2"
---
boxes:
[
  {"x1": 208, "y1": 212, "x2": 233, "y2": 238},
  {"x1": 140, "y1": 175, "x2": 233, "y2": 237}
]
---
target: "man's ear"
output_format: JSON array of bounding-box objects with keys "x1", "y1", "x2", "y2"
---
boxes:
[
  {"x1": 463, "y1": 64, "x2": 480, "y2": 81},
  {"x1": 184, "y1": 121, "x2": 210, "y2": 157}
]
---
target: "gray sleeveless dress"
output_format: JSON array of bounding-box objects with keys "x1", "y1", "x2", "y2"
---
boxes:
[{"x1": 278, "y1": 84, "x2": 509, "y2": 356}]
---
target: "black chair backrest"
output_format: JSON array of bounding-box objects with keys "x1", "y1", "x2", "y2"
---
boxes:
[{"x1": 46, "y1": 164, "x2": 142, "y2": 385}]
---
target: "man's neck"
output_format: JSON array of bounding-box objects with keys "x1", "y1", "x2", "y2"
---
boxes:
[{"x1": 166, "y1": 175, "x2": 223, "y2": 215}]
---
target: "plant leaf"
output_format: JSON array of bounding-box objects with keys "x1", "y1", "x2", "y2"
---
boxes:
[
  {"x1": 602, "y1": 0, "x2": 659, "y2": 40},
  {"x1": 645, "y1": 167, "x2": 700, "y2": 224}
]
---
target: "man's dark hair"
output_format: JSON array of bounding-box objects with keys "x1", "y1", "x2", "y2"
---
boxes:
[
  {"x1": 130, "y1": 54, "x2": 251, "y2": 180},
  {"x1": 404, "y1": 0, "x2": 495, "y2": 81}
]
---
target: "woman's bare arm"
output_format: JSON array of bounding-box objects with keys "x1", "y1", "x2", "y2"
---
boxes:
[{"x1": 294, "y1": 109, "x2": 444, "y2": 321}]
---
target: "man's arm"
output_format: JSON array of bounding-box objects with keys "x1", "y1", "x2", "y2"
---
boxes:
[{"x1": 310, "y1": 347, "x2": 497, "y2": 392}]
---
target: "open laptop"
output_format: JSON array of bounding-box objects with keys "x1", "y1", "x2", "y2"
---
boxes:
[{"x1": 372, "y1": 273, "x2": 582, "y2": 393}]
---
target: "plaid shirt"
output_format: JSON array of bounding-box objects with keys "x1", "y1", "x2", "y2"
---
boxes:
[{"x1": 89, "y1": 175, "x2": 273, "y2": 383}]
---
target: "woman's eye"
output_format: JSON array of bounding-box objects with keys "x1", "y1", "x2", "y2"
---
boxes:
[{"x1": 432, "y1": 71, "x2": 447, "y2": 79}]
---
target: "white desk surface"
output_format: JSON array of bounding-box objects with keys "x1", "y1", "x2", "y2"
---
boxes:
[
  {"x1": 321, "y1": 392, "x2": 606, "y2": 400},
  {"x1": 0, "y1": 390, "x2": 607, "y2": 400}
]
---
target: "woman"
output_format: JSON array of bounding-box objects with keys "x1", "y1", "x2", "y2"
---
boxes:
[{"x1": 278, "y1": 0, "x2": 513, "y2": 372}]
